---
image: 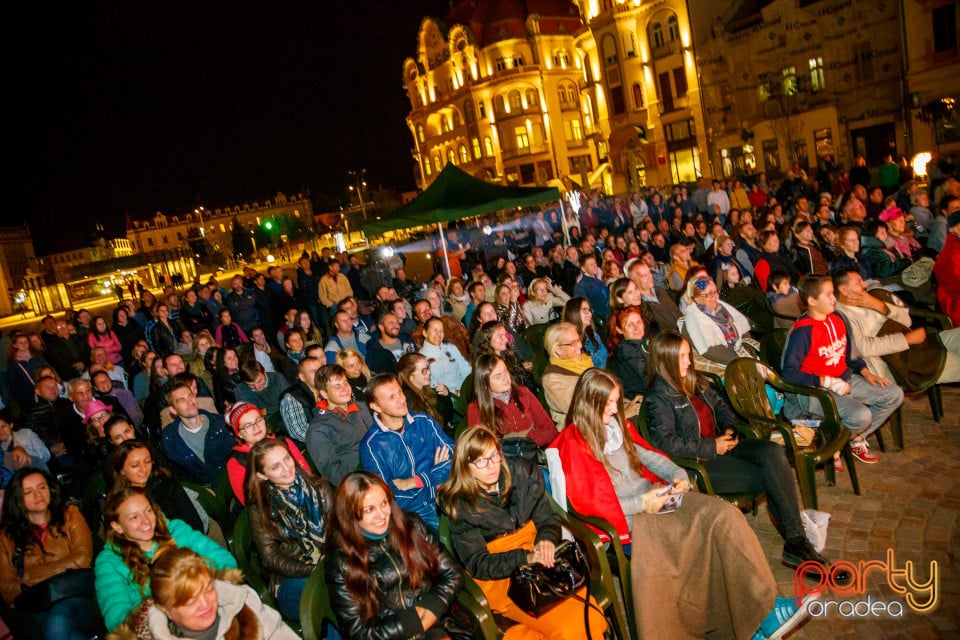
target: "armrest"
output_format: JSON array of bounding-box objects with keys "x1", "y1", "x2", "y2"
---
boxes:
[
  {"x1": 764, "y1": 375, "x2": 842, "y2": 427},
  {"x1": 911, "y1": 308, "x2": 954, "y2": 331}
]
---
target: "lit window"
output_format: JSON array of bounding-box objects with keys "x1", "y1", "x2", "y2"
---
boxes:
[
  {"x1": 425, "y1": 160, "x2": 432, "y2": 176},
  {"x1": 564, "y1": 119, "x2": 583, "y2": 142},
  {"x1": 525, "y1": 89, "x2": 538, "y2": 110},
  {"x1": 417, "y1": 125, "x2": 425, "y2": 142},
  {"x1": 667, "y1": 15, "x2": 679, "y2": 43},
  {"x1": 448, "y1": 149, "x2": 457, "y2": 165},
  {"x1": 484, "y1": 136, "x2": 494, "y2": 156},
  {"x1": 472, "y1": 138, "x2": 482, "y2": 159},
  {"x1": 781, "y1": 66, "x2": 798, "y2": 95},
  {"x1": 478, "y1": 101, "x2": 486, "y2": 118},
  {"x1": 459, "y1": 145, "x2": 469, "y2": 163},
  {"x1": 434, "y1": 156, "x2": 442, "y2": 172},
  {"x1": 602, "y1": 35, "x2": 618, "y2": 65},
  {"x1": 809, "y1": 57, "x2": 825, "y2": 93},
  {"x1": 509, "y1": 91, "x2": 522, "y2": 111},
  {"x1": 515, "y1": 126, "x2": 530, "y2": 150},
  {"x1": 651, "y1": 22, "x2": 664, "y2": 49}
]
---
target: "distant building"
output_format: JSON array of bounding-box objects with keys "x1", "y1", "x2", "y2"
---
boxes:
[
  {"x1": 125, "y1": 192, "x2": 313, "y2": 257},
  {"x1": 0, "y1": 225, "x2": 37, "y2": 315},
  {"x1": 41, "y1": 238, "x2": 133, "y2": 285}
]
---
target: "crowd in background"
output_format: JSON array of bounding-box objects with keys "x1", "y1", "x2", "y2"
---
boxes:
[{"x1": 0, "y1": 150, "x2": 958, "y2": 639}]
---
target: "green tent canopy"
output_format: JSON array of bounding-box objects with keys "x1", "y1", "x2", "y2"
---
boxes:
[{"x1": 362, "y1": 163, "x2": 561, "y2": 236}]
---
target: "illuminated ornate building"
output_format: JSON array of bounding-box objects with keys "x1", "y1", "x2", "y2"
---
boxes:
[{"x1": 404, "y1": 1, "x2": 605, "y2": 192}]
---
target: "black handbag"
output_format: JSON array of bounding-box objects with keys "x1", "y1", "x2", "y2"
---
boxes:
[
  {"x1": 14, "y1": 568, "x2": 96, "y2": 613},
  {"x1": 507, "y1": 540, "x2": 588, "y2": 618},
  {"x1": 500, "y1": 436, "x2": 546, "y2": 466}
]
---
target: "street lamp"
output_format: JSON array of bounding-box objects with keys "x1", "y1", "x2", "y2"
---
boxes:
[
  {"x1": 347, "y1": 169, "x2": 368, "y2": 221},
  {"x1": 194, "y1": 206, "x2": 205, "y2": 236}
]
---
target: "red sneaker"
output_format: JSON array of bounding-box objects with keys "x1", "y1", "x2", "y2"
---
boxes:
[
  {"x1": 850, "y1": 439, "x2": 879, "y2": 464},
  {"x1": 833, "y1": 452, "x2": 844, "y2": 472}
]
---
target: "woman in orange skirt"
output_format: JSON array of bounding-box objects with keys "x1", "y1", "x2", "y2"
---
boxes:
[{"x1": 437, "y1": 427, "x2": 606, "y2": 640}]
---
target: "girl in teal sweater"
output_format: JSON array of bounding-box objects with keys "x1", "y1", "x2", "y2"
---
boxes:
[{"x1": 94, "y1": 487, "x2": 236, "y2": 631}]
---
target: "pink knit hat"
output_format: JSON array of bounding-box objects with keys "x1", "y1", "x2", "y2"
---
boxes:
[
  {"x1": 82, "y1": 400, "x2": 111, "y2": 424},
  {"x1": 227, "y1": 402, "x2": 262, "y2": 437}
]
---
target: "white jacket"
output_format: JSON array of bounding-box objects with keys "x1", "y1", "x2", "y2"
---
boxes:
[
  {"x1": 521, "y1": 287, "x2": 570, "y2": 325},
  {"x1": 834, "y1": 300, "x2": 911, "y2": 382},
  {"x1": 419, "y1": 341, "x2": 472, "y2": 394},
  {"x1": 679, "y1": 300, "x2": 752, "y2": 356}
]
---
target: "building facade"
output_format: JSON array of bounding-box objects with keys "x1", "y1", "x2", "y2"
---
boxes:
[
  {"x1": 125, "y1": 192, "x2": 313, "y2": 256},
  {"x1": 695, "y1": 0, "x2": 958, "y2": 181},
  {"x1": 0, "y1": 225, "x2": 37, "y2": 315}
]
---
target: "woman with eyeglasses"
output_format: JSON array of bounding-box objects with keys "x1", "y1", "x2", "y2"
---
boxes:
[
  {"x1": 521, "y1": 277, "x2": 569, "y2": 326},
  {"x1": 397, "y1": 352, "x2": 455, "y2": 431},
  {"x1": 541, "y1": 322, "x2": 594, "y2": 426},
  {"x1": 438, "y1": 427, "x2": 607, "y2": 640},
  {"x1": 562, "y1": 297, "x2": 607, "y2": 368},
  {"x1": 325, "y1": 471, "x2": 462, "y2": 640},
  {"x1": 678, "y1": 276, "x2": 758, "y2": 372},
  {"x1": 245, "y1": 438, "x2": 337, "y2": 628},
  {"x1": 225, "y1": 402, "x2": 310, "y2": 505}
]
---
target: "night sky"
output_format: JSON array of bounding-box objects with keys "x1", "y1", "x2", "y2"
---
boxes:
[{"x1": 8, "y1": 1, "x2": 450, "y2": 255}]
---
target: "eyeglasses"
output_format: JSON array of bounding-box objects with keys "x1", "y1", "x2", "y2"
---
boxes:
[
  {"x1": 419, "y1": 366, "x2": 431, "y2": 376},
  {"x1": 697, "y1": 290, "x2": 719, "y2": 299},
  {"x1": 470, "y1": 451, "x2": 503, "y2": 469},
  {"x1": 558, "y1": 338, "x2": 583, "y2": 348},
  {"x1": 238, "y1": 416, "x2": 266, "y2": 432}
]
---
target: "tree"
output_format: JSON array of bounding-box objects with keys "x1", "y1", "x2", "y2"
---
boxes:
[
  {"x1": 230, "y1": 216, "x2": 253, "y2": 258},
  {"x1": 186, "y1": 226, "x2": 211, "y2": 264}
]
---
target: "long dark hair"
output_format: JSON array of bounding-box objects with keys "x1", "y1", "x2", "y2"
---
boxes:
[
  {"x1": 565, "y1": 368, "x2": 647, "y2": 480},
  {"x1": 326, "y1": 472, "x2": 440, "y2": 622},
  {"x1": 437, "y1": 426, "x2": 512, "y2": 522},
  {"x1": 396, "y1": 353, "x2": 443, "y2": 425},
  {"x1": 107, "y1": 439, "x2": 168, "y2": 490},
  {"x1": 647, "y1": 330, "x2": 702, "y2": 398},
  {"x1": 102, "y1": 487, "x2": 176, "y2": 592},
  {"x1": 245, "y1": 438, "x2": 324, "y2": 539},
  {"x1": 0, "y1": 468, "x2": 66, "y2": 550},
  {"x1": 474, "y1": 321, "x2": 526, "y2": 384},
  {"x1": 471, "y1": 354, "x2": 525, "y2": 436},
  {"x1": 563, "y1": 297, "x2": 599, "y2": 346}
]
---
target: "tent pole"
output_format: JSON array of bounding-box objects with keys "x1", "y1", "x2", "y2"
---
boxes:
[
  {"x1": 437, "y1": 222, "x2": 452, "y2": 279},
  {"x1": 558, "y1": 198, "x2": 568, "y2": 248}
]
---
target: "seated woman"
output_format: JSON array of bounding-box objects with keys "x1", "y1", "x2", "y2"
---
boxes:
[
  {"x1": 467, "y1": 301, "x2": 499, "y2": 338},
  {"x1": 438, "y1": 427, "x2": 607, "y2": 640},
  {"x1": 226, "y1": 402, "x2": 310, "y2": 505},
  {"x1": 679, "y1": 276, "x2": 758, "y2": 374},
  {"x1": 94, "y1": 487, "x2": 237, "y2": 632},
  {"x1": 541, "y1": 322, "x2": 594, "y2": 426},
  {"x1": 0, "y1": 469, "x2": 99, "y2": 640},
  {"x1": 246, "y1": 438, "x2": 337, "y2": 626},
  {"x1": 129, "y1": 547, "x2": 297, "y2": 639},
  {"x1": 475, "y1": 321, "x2": 538, "y2": 396},
  {"x1": 521, "y1": 277, "x2": 569, "y2": 326},
  {"x1": 325, "y1": 471, "x2": 462, "y2": 640},
  {"x1": 550, "y1": 368, "x2": 811, "y2": 640},
  {"x1": 108, "y1": 439, "x2": 204, "y2": 533},
  {"x1": 333, "y1": 347, "x2": 370, "y2": 403},
  {"x1": 398, "y1": 352, "x2": 455, "y2": 431},
  {"x1": 606, "y1": 306, "x2": 648, "y2": 411},
  {"x1": 563, "y1": 297, "x2": 607, "y2": 368},
  {"x1": 467, "y1": 354, "x2": 558, "y2": 447},
  {"x1": 607, "y1": 277, "x2": 643, "y2": 314},
  {"x1": 644, "y1": 331, "x2": 848, "y2": 582},
  {"x1": 418, "y1": 317, "x2": 471, "y2": 396},
  {"x1": 211, "y1": 347, "x2": 242, "y2": 412}
]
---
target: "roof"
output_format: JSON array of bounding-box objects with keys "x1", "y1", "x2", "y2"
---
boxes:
[{"x1": 444, "y1": 0, "x2": 583, "y2": 47}]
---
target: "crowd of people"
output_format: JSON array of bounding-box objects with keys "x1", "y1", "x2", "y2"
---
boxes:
[{"x1": 1, "y1": 153, "x2": 959, "y2": 639}]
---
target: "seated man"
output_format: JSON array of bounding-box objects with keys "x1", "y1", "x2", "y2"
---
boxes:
[
  {"x1": 324, "y1": 309, "x2": 370, "y2": 364},
  {"x1": 233, "y1": 358, "x2": 290, "y2": 424},
  {"x1": 161, "y1": 382, "x2": 234, "y2": 486},
  {"x1": 278, "y1": 355, "x2": 323, "y2": 446},
  {"x1": 306, "y1": 364, "x2": 373, "y2": 486},
  {"x1": 782, "y1": 275, "x2": 904, "y2": 464},
  {"x1": 359, "y1": 373, "x2": 453, "y2": 529},
  {"x1": 364, "y1": 311, "x2": 416, "y2": 375},
  {"x1": 833, "y1": 268, "x2": 960, "y2": 387},
  {"x1": 84, "y1": 346, "x2": 128, "y2": 388}
]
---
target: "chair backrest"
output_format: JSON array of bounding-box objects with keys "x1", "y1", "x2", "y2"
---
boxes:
[
  {"x1": 231, "y1": 510, "x2": 272, "y2": 603},
  {"x1": 299, "y1": 557, "x2": 337, "y2": 640},
  {"x1": 723, "y1": 358, "x2": 777, "y2": 431}
]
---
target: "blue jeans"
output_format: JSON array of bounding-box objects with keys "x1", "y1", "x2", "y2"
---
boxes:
[
  {"x1": 33, "y1": 596, "x2": 100, "y2": 640},
  {"x1": 277, "y1": 576, "x2": 309, "y2": 621},
  {"x1": 785, "y1": 374, "x2": 903, "y2": 438}
]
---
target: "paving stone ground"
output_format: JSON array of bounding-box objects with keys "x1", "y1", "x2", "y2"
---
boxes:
[{"x1": 743, "y1": 385, "x2": 960, "y2": 639}]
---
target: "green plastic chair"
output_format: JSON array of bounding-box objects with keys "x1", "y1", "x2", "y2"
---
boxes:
[
  {"x1": 723, "y1": 357, "x2": 860, "y2": 510},
  {"x1": 299, "y1": 558, "x2": 339, "y2": 640},
  {"x1": 437, "y1": 516, "x2": 503, "y2": 640},
  {"x1": 230, "y1": 510, "x2": 274, "y2": 607}
]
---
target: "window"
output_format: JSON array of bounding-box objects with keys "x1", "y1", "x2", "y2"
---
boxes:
[
  {"x1": 762, "y1": 139, "x2": 781, "y2": 176},
  {"x1": 624, "y1": 33, "x2": 636, "y2": 58},
  {"x1": 425, "y1": 160, "x2": 432, "y2": 176},
  {"x1": 651, "y1": 22, "x2": 664, "y2": 49},
  {"x1": 673, "y1": 67, "x2": 687, "y2": 97},
  {"x1": 147, "y1": 237, "x2": 154, "y2": 247},
  {"x1": 463, "y1": 101, "x2": 475, "y2": 124},
  {"x1": 219, "y1": 224, "x2": 226, "y2": 233},
  {"x1": 417, "y1": 125, "x2": 425, "y2": 142},
  {"x1": 496, "y1": 57, "x2": 508, "y2": 71},
  {"x1": 513, "y1": 55, "x2": 524, "y2": 67},
  {"x1": 814, "y1": 128, "x2": 834, "y2": 158},
  {"x1": 448, "y1": 149, "x2": 457, "y2": 165},
  {"x1": 809, "y1": 57, "x2": 825, "y2": 93},
  {"x1": 478, "y1": 101, "x2": 486, "y2": 118},
  {"x1": 781, "y1": 66, "x2": 798, "y2": 95},
  {"x1": 525, "y1": 89, "x2": 538, "y2": 110},
  {"x1": 176, "y1": 232, "x2": 183, "y2": 241},
  {"x1": 484, "y1": 136, "x2": 494, "y2": 156},
  {"x1": 553, "y1": 49, "x2": 570, "y2": 66},
  {"x1": 452, "y1": 111, "x2": 461, "y2": 127},
  {"x1": 667, "y1": 15, "x2": 679, "y2": 43},
  {"x1": 855, "y1": 43, "x2": 874, "y2": 82},
  {"x1": 434, "y1": 156, "x2": 442, "y2": 172},
  {"x1": 632, "y1": 82, "x2": 644, "y2": 109},
  {"x1": 459, "y1": 145, "x2": 469, "y2": 163},
  {"x1": 602, "y1": 35, "x2": 618, "y2": 65},
  {"x1": 934, "y1": 4, "x2": 958, "y2": 53},
  {"x1": 515, "y1": 126, "x2": 530, "y2": 150},
  {"x1": 494, "y1": 95, "x2": 506, "y2": 116},
  {"x1": 509, "y1": 90, "x2": 522, "y2": 112},
  {"x1": 564, "y1": 119, "x2": 583, "y2": 142},
  {"x1": 794, "y1": 139, "x2": 809, "y2": 170},
  {"x1": 472, "y1": 137, "x2": 482, "y2": 159},
  {"x1": 758, "y1": 73, "x2": 775, "y2": 102},
  {"x1": 162, "y1": 235, "x2": 168, "y2": 244},
  {"x1": 441, "y1": 117, "x2": 451, "y2": 133}
]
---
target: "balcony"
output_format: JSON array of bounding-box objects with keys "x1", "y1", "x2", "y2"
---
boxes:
[
  {"x1": 501, "y1": 143, "x2": 549, "y2": 160},
  {"x1": 650, "y1": 40, "x2": 683, "y2": 60}
]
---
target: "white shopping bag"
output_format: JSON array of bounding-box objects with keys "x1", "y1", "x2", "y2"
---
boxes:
[{"x1": 801, "y1": 508, "x2": 831, "y2": 553}]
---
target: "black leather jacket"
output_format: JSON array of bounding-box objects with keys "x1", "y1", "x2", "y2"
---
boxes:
[
  {"x1": 326, "y1": 515, "x2": 462, "y2": 640},
  {"x1": 644, "y1": 376, "x2": 739, "y2": 462}
]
